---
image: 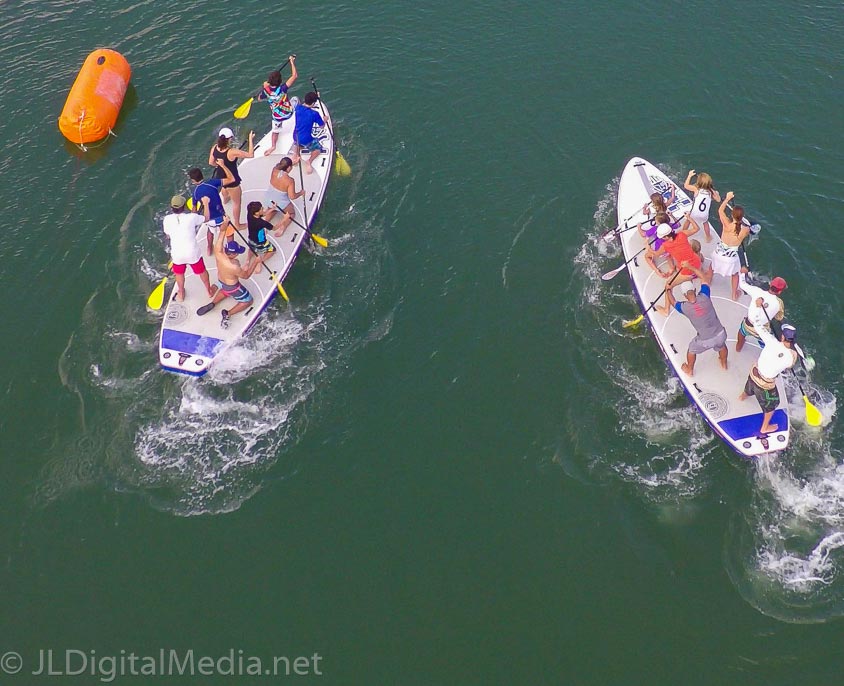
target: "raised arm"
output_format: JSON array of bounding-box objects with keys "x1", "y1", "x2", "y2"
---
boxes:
[
  {"x1": 213, "y1": 218, "x2": 229, "y2": 255},
  {"x1": 231, "y1": 131, "x2": 255, "y2": 160},
  {"x1": 666, "y1": 184, "x2": 677, "y2": 206},
  {"x1": 208, "y1": 143, "x2": 217, "y2": 166},
  {"x1": 718, "y1": 191, "x2": 735, "y2": 228},
  {"x1": 285, "y1": 55, "x2": 298, "y2": 88},
  {"x1": 683, "y1": 169, "x2": 696, "y2": 193}
]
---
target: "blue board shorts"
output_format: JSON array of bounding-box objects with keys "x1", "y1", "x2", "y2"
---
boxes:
[{"x1": 219, "y1": 281, "x2": 252, "y2": 303}]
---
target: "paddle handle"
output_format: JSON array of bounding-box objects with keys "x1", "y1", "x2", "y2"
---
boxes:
[{"x1": 254, "y1": 55, "x2": 296, "y2": 99}]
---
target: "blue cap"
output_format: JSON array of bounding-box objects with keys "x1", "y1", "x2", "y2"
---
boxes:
[{"x1": 225, "y1": 241, "x2": 245, "y2": 255}]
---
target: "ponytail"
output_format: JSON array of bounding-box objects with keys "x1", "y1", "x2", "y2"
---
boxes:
[{"x1": 732, "y1": 206, "x2": 744, "y2": 235}]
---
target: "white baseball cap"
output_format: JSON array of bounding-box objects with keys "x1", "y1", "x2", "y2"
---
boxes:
[
  {"x1": 656, "y1": 223, "x2": 673, "y2": 238},
  {"x1": 219, "y1": 127, "x2": 234, "y2": 138},
  {"x1": 679, "y1": 280, "x2": 696, "y2": 295}
]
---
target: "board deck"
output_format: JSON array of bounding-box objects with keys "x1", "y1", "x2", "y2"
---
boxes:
[
  {"x1": 616, "y1": 157, "x2": 789, "y2": 457},
  {"x1": 158, "y1": 102, "x2": 335, "y2": 375}
]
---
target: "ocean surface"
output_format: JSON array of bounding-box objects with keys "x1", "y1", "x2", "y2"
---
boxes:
[{"x1": 2, "y1": 0, "x2": 844, "y2": 683}]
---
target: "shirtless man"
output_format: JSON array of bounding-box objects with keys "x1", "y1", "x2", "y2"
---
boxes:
[
  {"x1": 263, "y1": 157, "x2": 304, "y2": 234},
  {"x1": 195, "y1": 219, "x2": 256, "y2": 328}
]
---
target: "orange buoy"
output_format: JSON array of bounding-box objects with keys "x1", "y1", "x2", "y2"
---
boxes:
[{"x1": 58, "y1": 49, "x2": 131, "y2": 145}]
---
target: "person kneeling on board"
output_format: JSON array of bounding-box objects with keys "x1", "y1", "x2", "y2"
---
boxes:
[
  {"x1": 246, "y1": 201, "x2": 276, "y2": 274},
  {"x1": 163, "y1": 195, "x2": 218, "y2": 302},
  {"x1": 735, "y1": 268, "x2": 787, "y2": 352},
  {"x1": 738, "y1": 323, "x2": 799, "y2": 435},
  {"x1": 650, "y1": 215, "x2": 702, "y2": 308},
  {"x1": 196, "y1": 219, "x2": 254, "y2": 329},
  {"x1": 655, "y1": 261, "x2": 727, "y2": 376}
]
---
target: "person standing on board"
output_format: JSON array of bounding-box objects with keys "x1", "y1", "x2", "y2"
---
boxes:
[
  {"x1": 711, "y1": 191, "x2": 751, "y2": 301},
  {"x1": 263, "y1": 157, "x2": 304, "y2": 234},
  {"x1": 208, "y1": 127, "x2": 255, "y2": 230},
  {"x1": 188, "y1": 161, "x2": 235, "y2": 256},
  {"x1": 162, "y1": 195, "x2": 217, "y2": 302},
  {"x1": 196, "y1": 219, "x2": 254, "y2": 329},
  {"x1": 738, "y1": 323, "x2": 799, "y2": 435},
  {"x1": 683, "y1": 170, "x2": 722, "y2": 243},
  {"x1": 655, "y1": 261, "x2": 728, "y2": 376},
  {"x1": 735, "y1": 269, "x2": 786, "y2": 352},
  {"x1": 291, "y1": 92, "x2": 326, "y2": 175},
  {"x1": 259, "y1": 55, "x2": 299, "y2": 157}
]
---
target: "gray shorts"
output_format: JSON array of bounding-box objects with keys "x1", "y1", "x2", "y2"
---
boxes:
[{"x1": 688, "y1": 327, "x2": 727, "y2": 355}]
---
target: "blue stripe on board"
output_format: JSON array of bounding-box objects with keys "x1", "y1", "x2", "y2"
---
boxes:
[
  {"x1": 161, "y1": 329, "x2": 225, "y2": 357},
  {"x1": 718, "y1": 409, "x2": 788, "y2": 440}
]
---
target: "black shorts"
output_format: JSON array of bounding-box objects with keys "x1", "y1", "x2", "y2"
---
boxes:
[{"x1": 744, "y1": 376, "x2": 780, "y2": 413}]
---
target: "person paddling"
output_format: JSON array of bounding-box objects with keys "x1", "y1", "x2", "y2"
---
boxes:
[
  {"x1": 263, "y1": 157, "x2": 304, "y2": 234},
  {"x1": 738, "y1": 323, "x2": 799, "y2": 435},
  {"x1": 291, "y1": 92, "x2": 326, "y2": 175},
  {"x1": 735, "y1": 269, "x2": 786, "y2": 352},
  {"x1": 259, "y1": 55, "x2": 299, "y2": 156},
  {"x1": 162, "y1": 195, "x2": 217, "y2": 302},
  {"x1": 649, "y1": 214, "x2": 702, "y2": 307},
  {"x1": 208, "y1": 127, "x2": 255, "y2": 230},
  {"x1": 188, "y1": 162, "x2": 235, "y2": 256},
  {"x1": 196, "y1": 219, "x2": 255, "y2": 329},
  {"x1": 656, "y1": 261, "x2": 727, "y2": 376}
]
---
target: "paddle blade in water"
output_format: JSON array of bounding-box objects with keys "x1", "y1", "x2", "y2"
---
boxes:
[
  {"x1": 233, "y1": 97, "x2": 253, "y2": 119},
  {"x1": 622, "y1": 314, "x2": 644, "y2": 329},
  {"x1": 334, "y1": 151, "x2": 351, "y2": 176},
  {"x1": 804, "y1": 395, "x2": 823, "y2": 426},
  {"x1": 147, "y1": 277, "x2": 167, "y2": 310},
  {"x1": 311, "y1": 233, "x2": 329, "y2": 248}
]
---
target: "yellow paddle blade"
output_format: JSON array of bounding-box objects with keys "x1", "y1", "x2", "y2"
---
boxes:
[
  {"x1": 233, "y1": 97, "x2": 254, "y2": 119},
  {"x1": 147, "y1": 276, "x2": 167, "y2": 310},
  {"x1": 270, "y1": 272, "x2": 289, "y2": 302},
  {"x1": 311, "y1": 233, "x2": 329, "y2": 248},
  {"x1": 622, "y1": 314, "x2": 644, "y2": 329},
  {"x1": 804, "y1": 395, "x2": 823, "y2": 426},
  {"x1": 186, "y1": 198, "x2": 195, "y2": 211},
  {"x1": 334, "y1": 151, "x2": 351, "y2": 176}
]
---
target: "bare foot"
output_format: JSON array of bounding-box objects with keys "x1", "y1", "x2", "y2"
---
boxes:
[
  {"x1": 681, "y1": 362, "x2": 694, "y2": 376},
  {"x1": 719, "y1": 358, "x2": 728, "y2": 371},
  {"x1": 263, "y1": 147, "x2": 276, "y2": 157},
  {"x1": 175, "y1": 290, "x2": 185, "y2": 302},
  {"x1": 305, "y1": 164, "x2": 314, "y2": 175},
  {"x1": 206, "y1": 284, "x2": 218, "y2": 298},
  {"x1": 760, "y1": 423, "x2": 778, "y2": 434},
  {"x1": 738, "y1": 392, "x2": 749, "y2": 401}
]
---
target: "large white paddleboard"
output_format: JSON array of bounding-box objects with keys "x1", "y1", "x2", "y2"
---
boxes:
[
  {"x1": 157, "y1": 101, "x2": 335, "y2": 376},
  {"x1": 616, "y1": 157, "x2": 789, "y2": 457}
]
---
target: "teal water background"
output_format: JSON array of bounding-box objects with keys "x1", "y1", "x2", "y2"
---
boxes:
[{"x1": 2, "y1": 0, "x2": 844, "y2": 683}]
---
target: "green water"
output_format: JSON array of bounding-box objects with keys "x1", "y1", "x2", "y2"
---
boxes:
[{"x1": 2, "y1": 0, "x2": 844, "y2": 683}]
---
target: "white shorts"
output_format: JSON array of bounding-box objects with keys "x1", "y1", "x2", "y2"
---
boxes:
[{"x1": 202, "y1": 217, "x2": 224, "y2": 236}]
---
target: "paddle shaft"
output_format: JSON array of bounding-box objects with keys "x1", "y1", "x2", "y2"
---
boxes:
[
  {"x1": 309, "y1": 78, "x2": 339, "y2": 151},
  {"x1": 269, "y1": 200, "x2": 324, "y2": 247},
  {"x1": 602, "y1": 237, "x2": 657, "y2": 280},
  {"x1": 225, "y1": 218, "x2": 289, "y2": 301},
  {"x1": 254, "y1": 56, "x2": 295, "y2": 99}
]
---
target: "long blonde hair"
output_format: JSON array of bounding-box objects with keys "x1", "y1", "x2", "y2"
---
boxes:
[{"x1": 695, "y1": 172, "x2": 714, "y2": 190}]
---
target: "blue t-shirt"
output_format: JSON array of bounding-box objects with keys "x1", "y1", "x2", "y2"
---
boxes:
[
  {"x1": 293, "y1": 104, "x2": 325, "y2": 146},
  {"x1": 193, "y1": 179, "x2": 224, "y2": 222}
]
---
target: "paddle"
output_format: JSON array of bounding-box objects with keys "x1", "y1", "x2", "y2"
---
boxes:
[
  {"x1": 233, "y1": 55, "x2": 296, "y2": 120},
  {"x1": 309, "y1": 77, "x2": 351, "y2": 176},
  {"x1": 226, "y1": 218, "x2": 290, "y2": 303},
  {"x1": 601, "y1": 210, "x2": 646, "y2": 243},
  {"x1": 147, "y1": 261, "x2": 173, "y2": 310},
  {"x1": 622, "y1": 270, "x2": 682, "y2": 329},
  {"x1": 760, "y1": 308, "x2": 822, "y2": 426},
  {"x1": 601, "y1": 241, "x2": 654, "y2": 281},
  {"x1": 269, "y1": 200, "x2": 328, "y2": 247}
]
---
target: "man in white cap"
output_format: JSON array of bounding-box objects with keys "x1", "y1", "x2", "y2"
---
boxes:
[
  {"x1": 656, "y1": 260, "x2": 727, "y2": 376},
  {"x1": 738, "y1": 322, "x2": 799, "y2": 435},
  {"x1": 162, "y1": 195, "x2": 217, "y2": 302}
]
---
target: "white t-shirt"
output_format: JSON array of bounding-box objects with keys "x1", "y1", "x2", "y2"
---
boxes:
[{"x1": 163, "y1": 212, "x2": 204, "y2": 265}]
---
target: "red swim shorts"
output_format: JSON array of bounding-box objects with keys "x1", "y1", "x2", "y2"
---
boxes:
[{"x1": 172, "y1": 258, "x2": 206, "y2": 275}]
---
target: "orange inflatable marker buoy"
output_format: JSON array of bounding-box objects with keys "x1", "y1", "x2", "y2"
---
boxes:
[{"x1": 58, "y1": 49, "x2": 131, "y2": 146}]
